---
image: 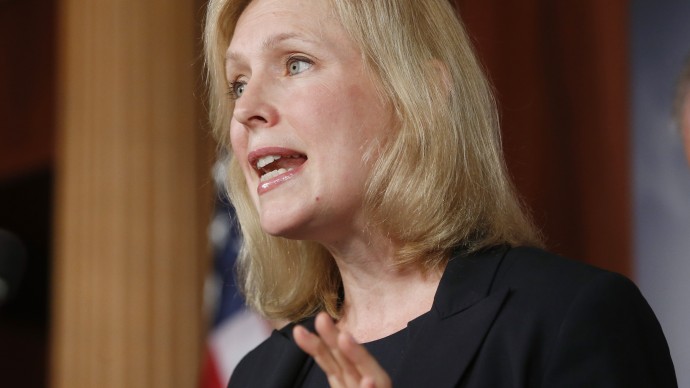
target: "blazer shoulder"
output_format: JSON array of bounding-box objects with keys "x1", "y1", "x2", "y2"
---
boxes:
[
  {"x1": 486, "y1": 247, "x2": 651, "y2": 348},
  {"x1": 496, "y1": 246, "x2": 623, "y2": 294},
  {"x1": 228, "y1": 328, "x2": 285, "y2": 387},
  {"x1": 491, "y1": 247, "x2": 677, "y2": 386}
]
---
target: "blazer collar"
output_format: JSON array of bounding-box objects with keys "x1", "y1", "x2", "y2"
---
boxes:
[
  {"x1": 392, "y1": 245, "x2": 511, "y2": 387},
  {"x1": 433, "y1": 245, "x2": 509, "y2": 318},
  {"x1": 235, "y1": 246, "x2": 511, "y2": 387},
  {"x1": 247, "y1": 317, "x2": 315, "y2": 388}
]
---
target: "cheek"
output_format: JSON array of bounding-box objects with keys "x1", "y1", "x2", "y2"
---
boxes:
[
  {"x1": 301, "y1": 83, "x2": 378, "y2": 132},
  {"x1": 229, "y1": 121, "x2": 248, "y2": 157},
  {"x1": 341, "y1": 85, "x2": 394, "y2": 149},
  {"x1": 229, "y1": 121, "x2": 255, "y2": 181},
  {"x1": 285, "y1": 79, "x2": 392, "y2": 156}
]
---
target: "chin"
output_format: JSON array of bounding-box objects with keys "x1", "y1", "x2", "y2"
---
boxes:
[{"x1": 258, "y1": 211, "x2": 310, "y2": 240}]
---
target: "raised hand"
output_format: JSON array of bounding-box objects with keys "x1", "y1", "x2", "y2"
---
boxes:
[{"x1": 293, "y1": 312, "x2": 393, "y2": 388}]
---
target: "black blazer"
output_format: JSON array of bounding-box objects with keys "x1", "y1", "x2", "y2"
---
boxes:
[{"x1": 228, "y1": 246, "x2": 677, "y2": 387}]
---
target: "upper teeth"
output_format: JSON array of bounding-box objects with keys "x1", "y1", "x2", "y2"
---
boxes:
[{"x1": 257, "y1": 155, "x2": 281, "y2": 169}]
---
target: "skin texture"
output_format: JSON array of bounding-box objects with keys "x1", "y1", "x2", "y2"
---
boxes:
[
  {"x1": 293, "y1": 313, "x2": 392, "y2": 388},
  {"x1": 225, "y1": 0, "x2": 428, "y2": 385},
  {"x1": 226, "y1": 0, "x2": 393, "y2": 245}
]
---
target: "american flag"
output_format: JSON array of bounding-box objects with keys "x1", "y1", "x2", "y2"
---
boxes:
[{"x1": 200, "y1": 161, "x2": 272, "y2": 388}]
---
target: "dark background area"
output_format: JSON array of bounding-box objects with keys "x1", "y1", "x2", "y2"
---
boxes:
[
  {"x1": 1, "y1": 0, "x2": 55, "y2": 386},
  {"x1": 0, "y1": 171, "x2": 52, "y2": 388}
]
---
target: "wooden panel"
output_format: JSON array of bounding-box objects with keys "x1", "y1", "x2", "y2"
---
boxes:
[{"x1": 51, "y1": 0, "x2": 213, "y2": 387}]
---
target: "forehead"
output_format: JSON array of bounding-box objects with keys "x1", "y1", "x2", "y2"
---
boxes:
[{"x1": 228, "y1": 0, "x2": 337, "y2": 50}]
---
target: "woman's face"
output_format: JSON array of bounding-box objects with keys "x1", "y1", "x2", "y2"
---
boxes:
[{"x1": 226, "y1": 0, "x2": 393, "y2": 243}]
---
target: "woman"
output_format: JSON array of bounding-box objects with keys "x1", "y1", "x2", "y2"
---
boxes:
[{"x1": 204, "y1": 0, "x2": 677, "y2": 386}]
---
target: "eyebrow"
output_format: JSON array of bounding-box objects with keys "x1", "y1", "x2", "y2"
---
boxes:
[{"x1": 225, "y1": 32, "x2": 314, "y2": 64}]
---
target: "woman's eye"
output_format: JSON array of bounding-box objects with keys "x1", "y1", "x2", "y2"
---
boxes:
[
  {"x1": 287, "y1": 58, "x2": 312, "y2": 75},
  {"x1": 229, "y1": 81, "x2": 246, "y2": 99}
]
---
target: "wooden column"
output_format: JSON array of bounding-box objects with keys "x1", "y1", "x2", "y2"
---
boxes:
[{"x1": 51, "y1": 1, "x2": 213, "y2": 387}]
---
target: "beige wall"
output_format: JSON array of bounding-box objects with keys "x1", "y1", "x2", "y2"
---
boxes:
[{"x1": 51, "y1": 1, "x2": 213, "y2": 387}]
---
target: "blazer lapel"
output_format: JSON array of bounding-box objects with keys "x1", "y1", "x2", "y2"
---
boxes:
[
  {"x1": 240, "y1": 318, "x2": 315, "y2": 388},
  {"x1": 393, "y1": 246, "x2": 511, "y2": 387}
]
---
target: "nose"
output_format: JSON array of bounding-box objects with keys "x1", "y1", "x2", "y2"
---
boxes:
[{"x1": 232, "y1": 78, "x2": 278, "y2": 129}]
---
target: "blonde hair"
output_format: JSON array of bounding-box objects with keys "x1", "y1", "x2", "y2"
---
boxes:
[{"x1": 204, "y1": 0, "x2": 542, "y2": 322}]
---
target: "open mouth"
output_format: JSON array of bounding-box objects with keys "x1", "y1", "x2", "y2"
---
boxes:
[{"x1": 252, "y1": 153, "x2": 307, "y2": 182}]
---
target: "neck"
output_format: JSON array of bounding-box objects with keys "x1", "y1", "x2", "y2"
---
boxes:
[{"x1": 323, "y1": 233, "x2": 443, "y2": 343}]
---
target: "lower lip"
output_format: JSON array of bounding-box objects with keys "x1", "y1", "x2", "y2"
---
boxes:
[{"x1": 257, "y1": 164, "x2": 304, "y2": 195}]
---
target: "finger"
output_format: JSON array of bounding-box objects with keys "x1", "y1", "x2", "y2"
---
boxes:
[
  {"x1": 314, "y1": 313, "x2": 362, "y2": 384},
  {"x1": 360, "y1": 376, "x2": 377, "y2": 388},
  {"x1": 314, "y1": 312, "x2": 340, "y2": 348},
  {"x1": 293, "y1": 325, "x2": 342, "y2": 378},
  {"x1": 339, "y1": 331, "x2": 392, "y2": 388}
]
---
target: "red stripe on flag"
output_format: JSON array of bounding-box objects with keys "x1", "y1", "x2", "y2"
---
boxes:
[{"x1": 200, "y1": 346, "x2": 224, "y2": 388}]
